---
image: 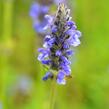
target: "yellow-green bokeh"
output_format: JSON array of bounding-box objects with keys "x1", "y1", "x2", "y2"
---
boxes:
[{"x1": 0, "y1": 0, "x2": 109, "y2": 109}]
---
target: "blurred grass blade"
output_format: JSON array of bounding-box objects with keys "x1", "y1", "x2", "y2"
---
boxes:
[{"x1": 1, "y1": 0, "x2": 14, "y2": 109}]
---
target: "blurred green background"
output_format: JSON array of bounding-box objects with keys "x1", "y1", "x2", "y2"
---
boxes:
[{"x1": 0, "y1": 0, "x2": 109, "y2": 109}]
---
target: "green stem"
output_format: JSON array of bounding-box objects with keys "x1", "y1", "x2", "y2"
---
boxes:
[{"x1": 49, "y1": 76, "x2": 57, "y2": 109}]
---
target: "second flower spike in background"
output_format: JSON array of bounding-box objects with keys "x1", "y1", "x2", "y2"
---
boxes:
[{"x1": 29, "y1": 0, "x2": 67, "y2": 36}]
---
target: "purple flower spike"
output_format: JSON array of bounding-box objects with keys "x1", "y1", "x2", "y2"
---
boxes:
[{"x1": 38, "y1": 3, "x2": 81, "y2": 85}]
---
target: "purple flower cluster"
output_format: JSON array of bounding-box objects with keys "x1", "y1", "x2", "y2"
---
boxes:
[
  {"x1": 29, "y1": 1, "x2": 67, "y2": 35},
  {"x1": 38, "y1": 3, "x2": 81, "y2": 85},
  {"x1": 30, "y1": 2, "x2": 50, "y2": 34}
]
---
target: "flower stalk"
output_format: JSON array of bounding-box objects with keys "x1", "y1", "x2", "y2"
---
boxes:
[
  {"x1": 38, "y1": 3, "x2": 82, "y2": 85},
  {"x1": 49, "y1": 75, "x2": 57, "y2": 109}
]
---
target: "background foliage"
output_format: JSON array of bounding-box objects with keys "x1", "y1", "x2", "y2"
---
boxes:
[{"x1": 0, "y1": 0, "x2": 109, "y2": 109}]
